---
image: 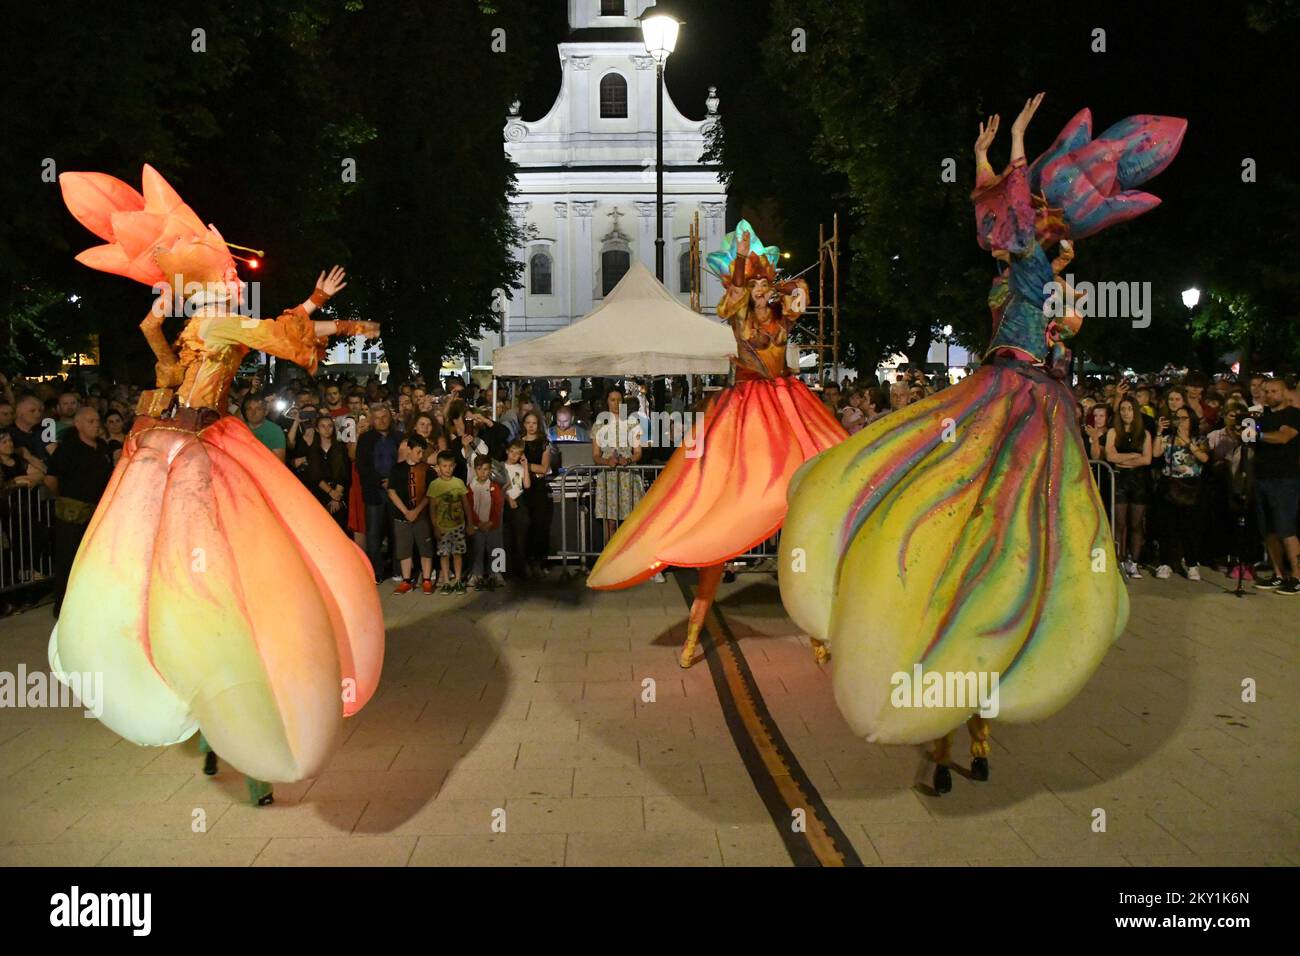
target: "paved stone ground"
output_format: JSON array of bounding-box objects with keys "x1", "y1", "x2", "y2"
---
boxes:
[{"x1": 0, "y1": 568, "x2": 1296, "y2": 866}]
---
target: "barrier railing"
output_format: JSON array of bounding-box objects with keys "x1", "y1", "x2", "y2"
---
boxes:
[
  {"x1": 549, "y1": 458, "x2": 1118, "y2": 573},
  {"x1": 1088, "y1": 459, "x2": 1118, "y2": 531},
  {"x1": 1, "y1": 484, "x2": 54, "y2": 595},
  {"x1": 0, "y1": 457, "x2": 1118, "y2": 595}
]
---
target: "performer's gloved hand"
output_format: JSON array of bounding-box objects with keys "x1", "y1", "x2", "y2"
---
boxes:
[{"x1": 311, "y1": 265, "x2": 348, "y2": 307}]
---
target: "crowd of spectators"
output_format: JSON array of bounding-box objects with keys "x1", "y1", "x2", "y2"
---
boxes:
[
  {"x1": 4, "y1": 361, "x2": 1298, "y2": 609},
  {"x1": 815, "y1": 366, "x2": 1300, "y2": 595}
]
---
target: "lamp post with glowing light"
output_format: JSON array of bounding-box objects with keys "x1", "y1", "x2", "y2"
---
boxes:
[
  {"x1": 1182, "y1": 286, "x2": 1206, "y2": 374},
  {"x1": 640, "y1": 8, "x2": 680, "y2": 282},
  {"x1": 942, "y1": 324, "x2": 953, "y2": 384}
]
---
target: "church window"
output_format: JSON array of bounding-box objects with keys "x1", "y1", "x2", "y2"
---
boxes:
[
  {"x1": 678, "y1": 249, "x2": 692, "y2": 293},
  {"x1": 601, "y1": 248, "x2": 630, "y2": 296},
  {"x1": 599, "y1": 74, "x2": 628, "y2": 119},
  {"x1": 529, "y1": 250, "x2": 553, "y2": 295},
  {"x1": 600, "y1": 0, "x2": 625, "y2": 15}
]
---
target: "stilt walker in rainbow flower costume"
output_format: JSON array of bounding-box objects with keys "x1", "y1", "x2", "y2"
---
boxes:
[
  {"x1": 779, "y1": 94, "x2": 1185, "y2": 793},
  {"x1": 588, "y1": 222, "x2": 846, "y2": 668},
  {"x1": 51, "y1": 165, "x2": 385, "y2": 803}
]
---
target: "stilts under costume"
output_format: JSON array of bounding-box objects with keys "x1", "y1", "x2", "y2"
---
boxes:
[
  {"x1": 778, "y1": 105, "x2": 1185, "y2": 790},
  {"x1": 587, "y1": 221, "x2": 846, "y2": 667},
  {"x1": 50, "y1": 165, "x2": 384, "y2": 787}
]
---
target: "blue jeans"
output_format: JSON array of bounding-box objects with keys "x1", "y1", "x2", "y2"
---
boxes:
[{"x1": 469, "y1": 526, "x2": 505, "y2": 577}]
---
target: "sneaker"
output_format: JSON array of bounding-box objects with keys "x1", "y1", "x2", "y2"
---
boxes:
[
  {"x1": 438, "y1": 582, "x2": 454, "y2": 595},
  {"x1": 1228, "y1": 563, "x2": 1255, "y2": 582},
  {"x1": 1121, "y1": 559, "x2": 1141, "y2": 579},
  {"x1": 393, "y1": 581, "x2": 414, "y2": 595},
  {"x1": 391, "y1": 574, "x2": 403, "y2": 583},
  {"x1": 1278, "y1": 578, "x2": 1300, "y2": 595},
  {"x1": 1185, "y1": 564, "x2": 1201, "y2": 582},
  {"x1": 651, "y1": 571, "x2": 666, "y2": 583},
  {"x1": 1255, "y1": 575, "x2": 1285, "y2": 590},
  {"x1": 453, "y1": 580, "x2": 467, "y2": 594},
  {"x1": 465, "y1": 574, "x2": 480, "y2": 589},
  {"x1": 421, "y1": 579, "x2": 434, "y2": 595},
  {"x1": 1155, "y1": 565, "x2": 1172, "y2": 579}
]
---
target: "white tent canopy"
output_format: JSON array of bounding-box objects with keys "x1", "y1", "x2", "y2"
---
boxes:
[{"x1": 492, "y1": 261, "x2": 735, "y2": 377}]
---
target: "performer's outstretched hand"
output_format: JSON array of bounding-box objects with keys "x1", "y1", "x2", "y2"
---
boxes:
[
  {"x1": 1010, "y1": 92, "x2": 1044, "y2": 137},
  {"x1": 737, "y1": 229, "x2": 751, "y2": 259},
  {"x1": 316, "y1": 265, "x2": 348, "y2": 297},
  {"x1": 1010, "y1": 92, "x2": 1044, "y2": 163},
  {"x1": 974, "y1": 114, "x2": 999, "y2": 161}
]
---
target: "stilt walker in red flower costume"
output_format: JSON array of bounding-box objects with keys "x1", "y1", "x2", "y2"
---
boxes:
[
  {"x1": 50, "y1": 165, "x2": 385, "y2": 798},
  {"x1": 588, "y1": 221, "x2": 847, "y2": 668}
]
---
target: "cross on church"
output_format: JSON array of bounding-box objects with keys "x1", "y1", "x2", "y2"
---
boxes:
[{"x1": 606, "y1": 208, "x2": 625, "y2": 228}]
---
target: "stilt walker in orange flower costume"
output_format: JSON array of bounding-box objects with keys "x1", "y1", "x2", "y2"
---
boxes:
[
  {"x1": 587, "y1": 221, "x2": 846, "y2": 668},
  {"x1": 50, "y1": 165, "x2": 385, "y2": 794}
]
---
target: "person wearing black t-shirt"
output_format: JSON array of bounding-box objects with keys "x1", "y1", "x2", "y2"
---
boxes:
[
  {"x1": 1253, "y1": 378, "x2": 1300, "y2": 593},
  {"x1": 44, "y1": 406, "x2": 114, "y2": 616}
]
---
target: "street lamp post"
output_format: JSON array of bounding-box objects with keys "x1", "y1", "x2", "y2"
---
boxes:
[
  {"x1": 640, "y1": 9, "x2": 680, "y2": 283},
  {"x1": 942, "y1": 324, "x2": 953, "y2": 384},
  {"x1": 1182, "y1": 286, "x2": 1205, "y2": 373}
]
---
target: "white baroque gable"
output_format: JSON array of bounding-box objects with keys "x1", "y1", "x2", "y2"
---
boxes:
[{"x1": 477, "y1": 0, "x2": 729, "y2": 363}]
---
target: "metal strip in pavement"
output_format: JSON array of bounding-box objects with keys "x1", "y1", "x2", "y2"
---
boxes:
[{"x1": 675, "y1": 571, "x2": 863, "y2": 867}]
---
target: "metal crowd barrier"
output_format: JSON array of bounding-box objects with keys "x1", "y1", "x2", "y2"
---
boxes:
[
  {"x1": 1, "y1": 484, "x2": 54, "y2": 595},
  {"x1": 1088, "y1": 459, "x2": 1118, "y2": 530},
  {"x1": 548, "y1": 464, "x2": 780, "y2": 574},
  {"x1": 548, "y1": 459, "x2": 1119, "y2": 573}
]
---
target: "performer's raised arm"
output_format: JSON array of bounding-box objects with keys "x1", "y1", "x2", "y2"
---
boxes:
[
  {"x1": 972, "y1": 93, "x2": 1044, "y2": 256},
  {"x1": 140, "y1": 288, "x2": 183, "y2": 387},
  {"x1": 1008, "y1": 92, "x2": 1043, "y2": 165},
  {"x1": 198, "y1": 265, "x2": 379, "y2": 372}
]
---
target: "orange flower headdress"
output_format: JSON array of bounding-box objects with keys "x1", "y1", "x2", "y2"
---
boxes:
[{"x1": 59, "y1": 165, "x2": 254, "y2": 297}]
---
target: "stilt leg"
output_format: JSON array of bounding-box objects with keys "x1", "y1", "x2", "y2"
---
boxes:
[
  {"x1": 810, "y1": 637, "x2": 830, "y2": 664},
  {"x1": 967, "y1": 714, "x2": 990, "y2": 782},
  {"x1": 930, "y1": 731, "x2": 954, "y2": 794},
  {"x1": 199, "y1": 732, "x2": 218, "y2": 775},
  {"x1": 679, "y1": 564, "x2": 724, "y2": 669},
  {"x1": 247, "y1": 777, "x2": 274, "y2": 806}
]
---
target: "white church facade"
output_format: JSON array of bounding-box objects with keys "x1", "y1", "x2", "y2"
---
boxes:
[{"x1": 470, "y1": 0, "x2": 728, "y2": 367}]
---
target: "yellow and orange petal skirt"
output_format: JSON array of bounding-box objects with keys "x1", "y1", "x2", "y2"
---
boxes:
[
  {"x1": 49, "y1": 411, "x2": 384, "y2": 783},
  {"x1": 778, "y1": 361, "x2": 1128, "y2": 745},
  {"x1": 587, "y1": 375, "x2": 847, "y2": 589}
]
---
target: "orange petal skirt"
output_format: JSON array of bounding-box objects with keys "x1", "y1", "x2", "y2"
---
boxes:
[{"x1": 587, "y1": 376, "x2": 846, "y2": 589}]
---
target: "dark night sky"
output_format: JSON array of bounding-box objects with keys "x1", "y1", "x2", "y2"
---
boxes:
[{"x1": 517, "y1": 0, "x2": 1299, "y2": 226}]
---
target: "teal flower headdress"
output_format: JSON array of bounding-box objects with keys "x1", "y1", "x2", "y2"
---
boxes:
[{"x1": 706, "y1": 219, "x2": 781, "y2": 284}]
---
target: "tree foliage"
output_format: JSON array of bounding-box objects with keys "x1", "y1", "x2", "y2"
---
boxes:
[
  {"x1": 707, "y1": 0, "x2": 1298, "y2": 377},
  {"x1": 1, "y1": 0, "x2": 546, "y2": 382}
]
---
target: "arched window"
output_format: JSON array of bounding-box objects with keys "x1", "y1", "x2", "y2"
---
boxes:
[
  {"x1": 529, "y1": 250, "x2": 552, "y2": 295},
  {"x1": 599, "y1": 74, "x2": 628, "y2": 119},
  {"x1": 601, "y1": 248, "x2": 630, "y2": 296},
  {"x1": 600, "y1": 0, "x2": 625, "y2": 15},
  {"x1": 678, "y1": 249, "x2": 692, "y2": 293}
]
